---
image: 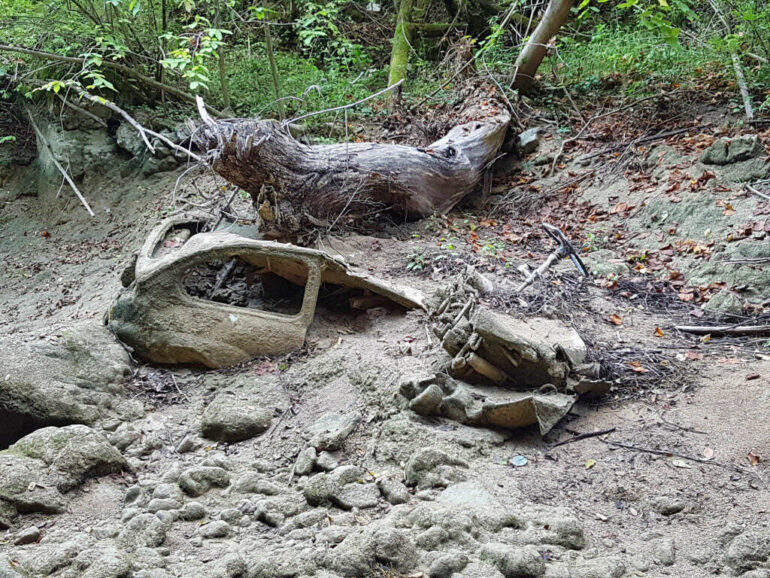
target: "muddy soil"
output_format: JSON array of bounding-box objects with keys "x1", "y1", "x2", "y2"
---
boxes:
[{"x1": 0, "y1": 113, "x2": 768, "y2": 578}]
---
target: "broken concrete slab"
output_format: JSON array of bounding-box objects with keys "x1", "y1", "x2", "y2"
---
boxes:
[
  {"x1": 478, "y1": 387, "x2": 576, "y2": 435},
  {"x1": 400, "y1": 375, "x2": 576, "y2": 435},
  {"x1": 469, "y1": 309, "x2": 586, "y2": 386}
]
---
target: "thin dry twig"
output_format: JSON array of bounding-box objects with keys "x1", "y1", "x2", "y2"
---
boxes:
[
  {"x1": 601, "y1": 438, "x2": 767, "y2": 488},
  {"x1": 26, "y1": 108, "x2": 95, "y2": 217},
  {"x1": 283, "y1": 79, "x2": 404, "y2": 127},
  {"x1": 747, "y1": 184, "x2": 770, "y2": 202},
  {"x1": 675, "y1": 325, "x2": 770, "y2": 336},
  {"x1": 548, "y1": 427, "x2": 616, "y2": 450}
]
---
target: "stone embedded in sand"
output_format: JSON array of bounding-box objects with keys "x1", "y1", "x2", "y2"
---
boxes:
[
  {"x1": 458, "y1": 561, "x2": 505, "y2": 578},
  {"x1": 179, "y1": 501, "x2": 206, "y2": 521},
  {"x1": 201, "y1": 392, "x2": 273, "y2": 443},
  {"x1": 178, "y1": 466, "x2": 231, "y2": 497},
  {"x1": 372, "y1": 527, "x2": 418, "y2": 571},
  {"x1": 0, "y1": 425, "x2": 129, "y2": 521},
  {"x1": 198, "y1": 520, "x2": 231, "y2": 539},
  {"x1": 404, "y1": 447, "x2": 469, "y2": 489},
  {"x1": 377, "y1": 478, "x2": 410, "y2": 505},
  {"x1": 648, "y1": 495, "x2": 686, "y2": 516},
  {"x1": 303, "y1": 465, "x2": 379, "y2": 510},
  {"x1": 13, "y1": 526, "x2": 41, "y2": 545},
  {"x1": 333, "y1": 483, "x2": 381, "y2": 510},
  {"x1": 233, "y1": 472, "x2": 283, "y2": 495},
  {"x1": 307, "y1": 412, "x2": 361, "y2": 451},
  {"x1": 723, "y1": 530, "x2": 770, "y2": 574},
  {"x1": 479, "y1": 543, "x2": 546, "y2": 578},
  {"x1": 0, "y1": 453, "x2": 66, "y2": 516},
  {"x1": 429, "y1": 551, "x2": 469, "y2": 578},
  {"x1": 703, "y1": 289, "x2": 744, "y2": 317},
  {"x1": 118, "y1": 513, "x2": 168, "y2": 549},
  {"x1": 701, "y1": 135, "x2": 763, "y2": 165},
  {"x1": 293, "y1": 447, "x2": 317, "y2": 476},
  {"x1": 76, "y1": 546, "x2": 132, "y2": 578}
]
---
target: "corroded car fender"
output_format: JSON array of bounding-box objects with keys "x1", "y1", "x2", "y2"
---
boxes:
[{"x1": 108, "y1": 216, "x2": 425, "y2": 368}]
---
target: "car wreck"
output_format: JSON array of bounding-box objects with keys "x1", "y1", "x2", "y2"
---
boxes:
[
  {"x1": 397, "y1": 274, "x2": 603, "y2": 435},
  {"x1": 109, "y1": 216, "x2": 602, "y2": 436},
  {"x1": 107, "y1": 215, "x2": 425, "y2": 368}
]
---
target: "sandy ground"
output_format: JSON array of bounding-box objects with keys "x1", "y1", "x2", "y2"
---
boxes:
[{"x1": 1, "y1": 125, "x2": 769, "y2": 577}]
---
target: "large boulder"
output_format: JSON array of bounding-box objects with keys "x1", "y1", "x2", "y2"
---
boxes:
[
  {"x1": 10, "y1": 425, "x2": 128, "y2": 492},
  {"x1": 0, "y1": 425, "x2": 129, "y2": 520},
  {"x1": 0, "y1": 322, "x2": 138, "y2": 449},
  {"x1": 36, "y1": 120, "x2": 118, "y2": 182}
]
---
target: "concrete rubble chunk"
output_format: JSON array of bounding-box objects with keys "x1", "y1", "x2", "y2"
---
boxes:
[
  {"x1": 516, "y1": 128, "x2": 541, "y2": 156},
  {"x1": 178, "y1": 466, "x2": 230, "y2": 497},
  {"x1": 405, "y1": 447, "x2": 469, "y2": 489},
  {"x1": 417, "y1": 276, "x2": 592, "y2": 435},
  {"x1": 400, "y1": 374, "x2": 576, "y2": 435},
  {"x1": 303, "y1": 465, "x2": 379, "y2": 510},
  {"x1": 9, "y1": 425, "x2": 129, "y2": 492},
  {"x1": 0, "y1": 321, "x2": 137, "y2": 450}
]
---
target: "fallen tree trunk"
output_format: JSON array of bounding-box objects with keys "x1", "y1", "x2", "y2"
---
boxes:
[{"x1": 194, "y1": 87, "x2": 511, "y2": 235}]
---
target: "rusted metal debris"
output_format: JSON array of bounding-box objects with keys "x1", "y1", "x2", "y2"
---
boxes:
[{"x1": 107, "y1": 215, "x2": 425, "y2": 368}]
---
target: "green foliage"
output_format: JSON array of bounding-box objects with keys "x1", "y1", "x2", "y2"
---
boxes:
[
  {"x1": 215, "y1": 44, "x2": 385, "y2": 120},
  {"x1": 295, "y1": 0, "x2": 367, "y2": 67},
  {"x1": 406, "y1": 247, "x2": 427, "y2": 271},
  {"x1": 543, "y1": 24, "x2": 720, "y2": 93},
  {"x1": 578, "y1": 0, "x2": 697, "y2": 45},
  {"x1": 161, "y1": 17, "x2": 231, "y2": 91}
]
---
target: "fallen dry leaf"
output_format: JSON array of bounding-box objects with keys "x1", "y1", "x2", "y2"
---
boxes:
[
  {"x1": 585, "y1": 459, "x2": 597, "y2": 469},
  {"x1": 609, "y1": 313, "x2": 623, "y2": 326},
  {"x1": 747, "y1": 451, "x2": 761, "y2": 466},
  {"x1": 629, "y1": 361, "x2": 649, "y2": 373},
  {"x1": 654, "y1": 326, "x2": 665, "y2": 337}
]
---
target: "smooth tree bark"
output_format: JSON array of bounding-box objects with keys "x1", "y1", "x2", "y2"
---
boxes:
[
  {"x1": 193, "y1": 87, "x2": 511, "y2": 235},
  {"x1": 512, "y1": 0, "x2": 573, "y2": 92}
]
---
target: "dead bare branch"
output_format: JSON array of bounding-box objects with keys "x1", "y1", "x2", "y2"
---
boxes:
[{"x1": 25, "y1": 108, "x2": 95, "y2": 217}]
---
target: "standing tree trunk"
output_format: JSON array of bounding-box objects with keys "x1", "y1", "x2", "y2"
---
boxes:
[
  {"x1": 512, "y1": 0, "x2": 573, "y2": 92},
  {"x1": 214, "y1": 8, "x2": 231, "y2": 110},
  {"x1": 387, "y1": 0, "x2": 428, "y2": 105},
  {"x1": 194, "y1": 87, "x2": 511, "y2": 236},
  {"x1": 264, "y1": 19, "x2": 285, "y2": 120}
]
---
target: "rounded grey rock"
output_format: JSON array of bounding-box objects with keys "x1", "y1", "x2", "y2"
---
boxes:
[{"x1": 198, "y1": 520, "x2": 231, "y2": 539}]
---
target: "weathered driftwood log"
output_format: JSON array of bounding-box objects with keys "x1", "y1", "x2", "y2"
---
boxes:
[{"x1": 193, "y1": 89, "x2": 511, "y2": 235}]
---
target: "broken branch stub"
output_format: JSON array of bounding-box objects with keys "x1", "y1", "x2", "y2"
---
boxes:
[{"x1": 193, "y1": 88, "x2": 511, "y2": 235}]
